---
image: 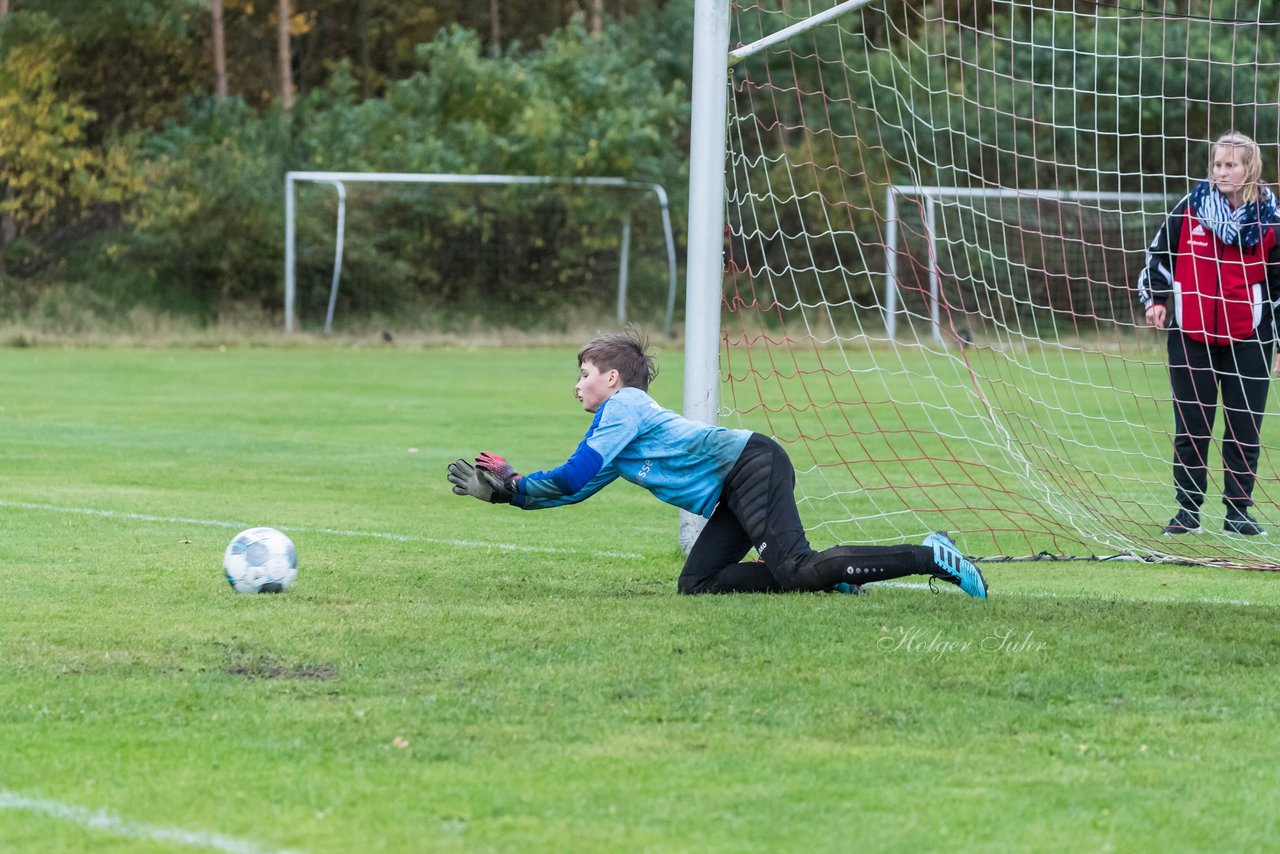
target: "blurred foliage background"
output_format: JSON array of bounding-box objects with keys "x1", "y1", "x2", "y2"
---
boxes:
[
  {"x1": 0, "y1": 0, "x2": 694, "y2": 333},
  {"x1": 0, "y1": 0, "x2": 1276, "y2": 334}
]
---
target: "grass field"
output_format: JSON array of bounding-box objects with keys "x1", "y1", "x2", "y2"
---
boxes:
[{"x1": 2, "y1": 344, "x2": 1279, "y2": 853}]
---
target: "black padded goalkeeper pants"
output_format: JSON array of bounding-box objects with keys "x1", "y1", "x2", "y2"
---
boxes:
[{"x1": 677, "y1": 433, "x2": 933, "y2": 594}]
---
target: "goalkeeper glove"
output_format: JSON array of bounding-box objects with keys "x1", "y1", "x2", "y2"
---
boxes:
[
  {"x1": 476, "y1": 451, "x2": 521, "y2": 494},
  {"x1": 447, "y1": 458, "x2": 512, "y2": 504}
]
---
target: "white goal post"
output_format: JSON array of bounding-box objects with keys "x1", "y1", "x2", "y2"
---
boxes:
[{"x1": 283, "y1": 171, "x2": 680, "y2": 335}]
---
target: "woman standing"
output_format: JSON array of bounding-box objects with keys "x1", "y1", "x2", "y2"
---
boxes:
[{"x1": 1138, "y1": 131, "x2": 1280, "y2": 536}]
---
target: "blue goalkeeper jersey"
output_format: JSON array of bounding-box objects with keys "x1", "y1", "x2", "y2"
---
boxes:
[{"x1": 512, "y1": 387, "x2": 752, "y2": 518}]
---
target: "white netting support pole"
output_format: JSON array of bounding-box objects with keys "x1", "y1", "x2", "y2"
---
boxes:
[
  {"x1": 883, "y1": 187, "x2": 899, "y2": 340},
  {"x1": 283, "y1": 173, "x2": 296, "y2": 332},
  {"x1": 322, "y1": 180, "x2": 347, "y2": 336},
  {"x1": 728, "y1": 0, "x2": 880, "y2": 64},
  {"x1": 651, "y1": 184, "x2": 680, "y2": 338},
  {"x1": 617, "y1": 214, "x2": 632, "y2": 326},
  {"x1": 680, "y1": 0, "x2": 731, "y2": 553},
  {"x1": 926, "y1": 193, "x2": 943, "y2": 344}
]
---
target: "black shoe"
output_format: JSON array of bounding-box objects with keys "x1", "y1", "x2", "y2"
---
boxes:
[
  {"x1": 1224, "y1": 507, "x2": 1266, "y2": 536},
  {"x1": 1162, "y1": 509, "x2": 1202, "y2": 535}
]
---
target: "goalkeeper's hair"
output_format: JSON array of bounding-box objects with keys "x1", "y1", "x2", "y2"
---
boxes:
[{"x1": 578, "y1": 328, "x2": 658, "y2": 391}]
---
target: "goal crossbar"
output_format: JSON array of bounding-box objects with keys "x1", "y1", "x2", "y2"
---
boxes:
[{"x1": 284, "y1": 171, "x2": 680, "y2": 335}]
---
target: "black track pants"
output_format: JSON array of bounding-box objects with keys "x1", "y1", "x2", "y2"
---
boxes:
[
  {"x1": 677, "y1": 434, "x2": 931, "y2": 594},
  {"x1": 1168, "y1": 329, "x2": 1273, "y2": 511}
]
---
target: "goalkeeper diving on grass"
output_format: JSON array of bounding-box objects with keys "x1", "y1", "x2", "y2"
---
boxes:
[{"x1": 447, "y1": 330, "x2": 987, "y2": 598}]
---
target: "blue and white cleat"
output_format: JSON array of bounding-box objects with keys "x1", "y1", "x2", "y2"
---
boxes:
[
  {"x1": 922, "y1": 532, "x2": 988, "y2": 599},
  {"x1": 831, "y1": 582, "x2": 859, "y2": 595}
]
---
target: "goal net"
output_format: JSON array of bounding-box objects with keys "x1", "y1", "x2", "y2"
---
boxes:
[{"x1": 711, "y1": 0, "x2": 1280, "y2": 567}]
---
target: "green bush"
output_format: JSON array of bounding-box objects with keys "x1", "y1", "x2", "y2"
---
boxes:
[
  {"x1": 60, "y1": 19, "x2": 690, "y2": 329},
  {"x1": 118, "y1": 99, "x2": 291, "y2": 321},
  {"x1": 286, "y1": 21, "x2": 687, "y2": 328}
]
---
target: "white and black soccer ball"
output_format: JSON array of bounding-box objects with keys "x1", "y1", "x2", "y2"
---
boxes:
[{"x1": 223, "y1": 527, "x2": 297, "y2": 594}]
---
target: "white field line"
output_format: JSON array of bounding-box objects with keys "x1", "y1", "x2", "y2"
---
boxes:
[
  {"x1": 0, "y1": 789, "x2": 302, "y2": 854},
  {"x1": 6, "y1": 500, "x2": 1263, "y2": 605},
  {"x1": 875, "y1": 580, "x2": 1263, "y2": 607},
  {"x1": 0, "y1": 500, "x2": 644, "y2": 560}
]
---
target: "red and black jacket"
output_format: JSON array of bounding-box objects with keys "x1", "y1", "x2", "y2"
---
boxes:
[{"x1": 1138, "y1": 193, "x2": 1280, "y2": 344}]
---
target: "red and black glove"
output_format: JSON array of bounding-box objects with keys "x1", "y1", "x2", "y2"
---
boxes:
[
  {"x1": 447, "y1": 458, "x2": 511, "y2": 504},
  {"x1": 476, "y1": 451, "x2": 521, "y2": 495}
]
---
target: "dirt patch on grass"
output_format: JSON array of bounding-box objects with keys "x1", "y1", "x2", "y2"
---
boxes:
[{"x1": 226, "y1": 655, "x2": 338, "y2": 681}]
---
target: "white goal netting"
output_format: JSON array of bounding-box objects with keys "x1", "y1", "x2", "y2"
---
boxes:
[{"x1": 720, "y1": 0, "x2": 1280, "y2": 567}]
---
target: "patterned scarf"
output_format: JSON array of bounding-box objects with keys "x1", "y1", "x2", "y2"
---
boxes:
[{"x1": 1189, "y1": 179, "x2": 1279, "y2": 249}]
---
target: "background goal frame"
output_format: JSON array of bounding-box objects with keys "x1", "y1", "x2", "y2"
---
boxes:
[
  {"x1": 284, "y1": 171, "x2": 680, "y2": 335},
  {"x1": 882, "y1": 186, "x2": 1175, "y2": 342}
]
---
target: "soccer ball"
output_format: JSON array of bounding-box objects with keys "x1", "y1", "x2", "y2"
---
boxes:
[{"x1": 223, "y1": 527, "x2": 297, "y2": 594}]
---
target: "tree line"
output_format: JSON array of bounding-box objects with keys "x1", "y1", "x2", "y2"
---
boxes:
[
  {"x1": 0, "y1": 0, "x2": 691, "y2": 329},
  {"x1": 1, "y1": 1, "x2": 1277, "y2": 331}
]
